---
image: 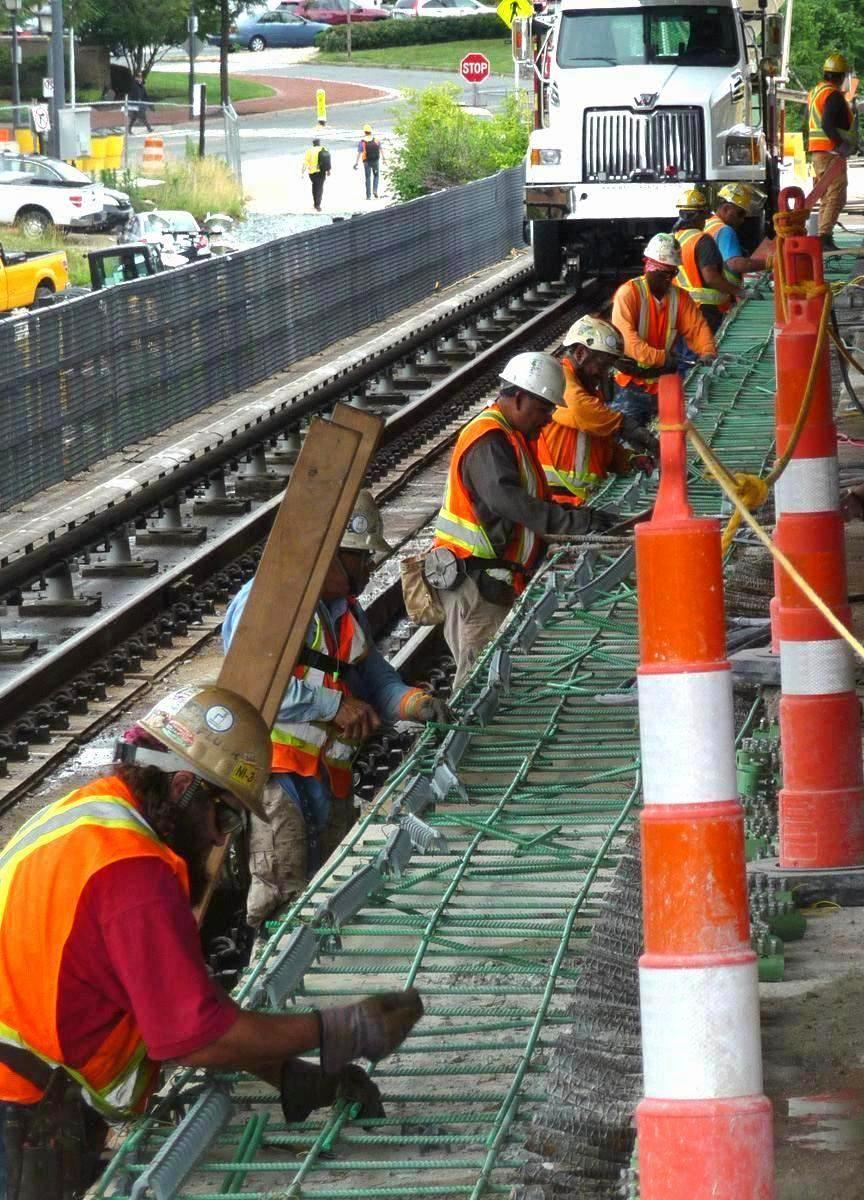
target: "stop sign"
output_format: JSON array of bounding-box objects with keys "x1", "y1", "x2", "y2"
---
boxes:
[{"x1": 460, "y1": 52, "x2": 491, "y2": 84}]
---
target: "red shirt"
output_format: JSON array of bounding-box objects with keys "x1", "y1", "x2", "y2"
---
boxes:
[{"x1": 57, "y1": 857, "x2": 238, "y2": 1066}]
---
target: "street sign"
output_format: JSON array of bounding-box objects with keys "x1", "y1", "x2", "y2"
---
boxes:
[
  {"x1": 496, "y1": 0, "x2": 532, "y2": 28},
  {"x1": 192, "y1": 81, "x2": 205, "y2": 117},
  {"x1": 460, "y1": 52, "x2": 491, "y2": 84},
  {"x1": 31, "y1": 103, "x2": 50, "y2": 134},
  {"x1": 41, "y1": 76, "x2": 54, "y2": 99}
]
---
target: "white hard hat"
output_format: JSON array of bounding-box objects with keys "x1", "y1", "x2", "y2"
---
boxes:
[
  {"x1": 563, "y1": 315, "x2": 624, "y2": 357},
  {"x1": 644, "y1": 232, "x2": 682, "y2": 268},
  {"x1": 499, "y1": 351, "x2": 566, "y2": 407},
  {"x1": 340, "y1": 489, "x2": 392, "y2": 554}
]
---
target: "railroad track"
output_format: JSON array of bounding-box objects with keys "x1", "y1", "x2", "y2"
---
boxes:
[{"x1": 0, "y1": 269, "x2": 611, "y2": 814}]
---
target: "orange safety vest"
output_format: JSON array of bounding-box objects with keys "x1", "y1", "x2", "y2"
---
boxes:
[
  {"x1": 270, "y1": 604, "x2": 367, "y2": 798},
  {"x1": 704, "y1": 215, "x2": 743, "y2": 288},
  {"x1": 0, "y1": 776, "x2": 187, "y2": 1116},
  {"x1": 808, "y1": 81, "x2": 852, "y2": 153},
  {"x1": 433, "y1": 403, "x2": 546, "y2": 595},
  {"x1": 674, "y1": 226, "x2": 732, "y2": 311},
  {"x1": 613, "y1": 276, "x2": 680, "y2": 395},
  {"x1": 535, "y1": 420, "x2": 620, "y2": 506}
]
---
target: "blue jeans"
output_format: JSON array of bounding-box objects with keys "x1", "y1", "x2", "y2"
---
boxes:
[
  {"x1": 363, "y1": 161, "x2": 380, "y2": 199},
  {"x1": 611, "y1": 382, "x2": 656, "y2": 426}
]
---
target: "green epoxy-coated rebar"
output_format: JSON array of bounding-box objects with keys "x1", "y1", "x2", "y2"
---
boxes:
[{"x1": 95, "y1": 283, "x2": 790, "y2": 1200}]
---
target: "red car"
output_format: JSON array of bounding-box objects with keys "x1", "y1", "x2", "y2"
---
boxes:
[{"x1": 280, "y1": 0, "x2": 388, "y2": 21}]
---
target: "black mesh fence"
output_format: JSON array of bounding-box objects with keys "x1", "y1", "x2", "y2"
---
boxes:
[{"x1": 0, "y1": 166, "x2": 525, "y2": 510}]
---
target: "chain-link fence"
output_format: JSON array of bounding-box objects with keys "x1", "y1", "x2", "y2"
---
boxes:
[{"x1": 0, "y1": 164, "x2": 525, "y2": 509}]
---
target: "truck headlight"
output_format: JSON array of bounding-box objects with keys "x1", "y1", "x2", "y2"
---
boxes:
[
  {"x1": 725, "y1": 138, "x2": 756, "y2": 166},
  {"x1": 538, "y1": 149, "x2": 561, "y2": 166}
]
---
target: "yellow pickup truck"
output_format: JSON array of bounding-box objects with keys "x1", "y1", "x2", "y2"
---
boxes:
[{"x1": 0, "y1": 243, "x2": 69, "y2": 312}]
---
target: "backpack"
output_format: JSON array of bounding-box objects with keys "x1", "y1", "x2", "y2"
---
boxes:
[
  {"x1": 363, "y1": 138, "x2": 380, "y2": 165},
  {"x1": 318, "y1": 147, "x2": 332, "y2": 173}
]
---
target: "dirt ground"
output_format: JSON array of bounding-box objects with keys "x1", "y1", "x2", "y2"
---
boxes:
[{"x1": 763, "y1": 907, "x2": 864, "y2": 1199}]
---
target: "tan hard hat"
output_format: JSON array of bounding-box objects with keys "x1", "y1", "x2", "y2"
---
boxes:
[
  {"x1": 340, "y1": 488, "x2": 391, "y2": 555},
  {"x1": 563, "y1": 314, "x2": 624, "y2": 357},
  {"x1": 139, "y1": 684, "x2": 271, "y2": 818},
  {"x1": 717, "y1": 182, "x2": 760, "y2": 212}
]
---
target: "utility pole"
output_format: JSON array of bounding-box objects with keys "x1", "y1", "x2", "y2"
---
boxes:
[
  {"x1": 3, "y1": 0, "x2": 23, "y2": 130},
  {"x1": 220, "y1": 0, "x2": 229, "y2": 105},
  {"x1": 187, "y1": 6, "x2": 198, "y2": 120}
]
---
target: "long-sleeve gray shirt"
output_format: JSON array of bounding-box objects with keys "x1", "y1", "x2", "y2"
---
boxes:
[{"x1": 461, "y1": 429, "x2": 591, "y2": 555}]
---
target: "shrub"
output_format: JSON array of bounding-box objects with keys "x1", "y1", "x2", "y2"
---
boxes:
[
  {"x1": 102, "y1": 158, "x2": 245, "y2": 221},
  {"x1": 387, "y1": 85, "x2": 530, "y2": 202},
  {"x1": 315, "y1": 13, "x2": 504, "y2": 52}
]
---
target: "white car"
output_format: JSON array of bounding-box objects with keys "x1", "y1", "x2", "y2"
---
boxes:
[
  {"x1": 0, "y1": 149, "x2": 104, "y2": 236},
  {"x1": 392, "y1": 0, "x2": 493, "y2": 16}
]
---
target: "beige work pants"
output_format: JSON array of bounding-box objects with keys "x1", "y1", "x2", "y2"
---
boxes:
[
  {"x1": 438, "y1": 574, "x2": 509, "y2": 690},
  {"x1": 811, "y1": 151, "x2": 848, "y2": 236}
]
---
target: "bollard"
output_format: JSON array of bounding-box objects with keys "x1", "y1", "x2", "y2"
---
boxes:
[
  {"x1": 635, "y1": 375, "x2": 774, "y2": 1199},
  {"x1": 773, "y1": 231, "x2": 864, "y2": 869}
]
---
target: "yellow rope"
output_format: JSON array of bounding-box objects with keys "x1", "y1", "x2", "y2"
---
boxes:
[{"x1": 686, "y1": 420, "x2": 864, "y2": 663}]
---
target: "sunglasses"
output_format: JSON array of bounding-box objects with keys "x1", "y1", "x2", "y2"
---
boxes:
[{"x1": 213, "y1": 796, "x2": 245, "y2": 837}]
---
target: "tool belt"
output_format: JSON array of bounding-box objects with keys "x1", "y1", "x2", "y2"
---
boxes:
[{"x1": 0, "y1": 1045, "x2": 107, "y2": 1200}]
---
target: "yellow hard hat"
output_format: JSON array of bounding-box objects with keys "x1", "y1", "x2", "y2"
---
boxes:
[
  {"x1": 139, "y1": 684, "x2": 272, "y2": 818},
  {"x1": 717, "y1": 182, "x2": 757, "y2": 212},
  {"x1": 823, "y1": 53, "x2": 849, "y2": 75},
  {"x1": 676, "y1": 186, "x2": 709, "y2": 211}
]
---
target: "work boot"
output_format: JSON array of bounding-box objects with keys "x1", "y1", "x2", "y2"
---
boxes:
[{"x1": 821, "y1": 232, "x2": 839, "y2": 250}]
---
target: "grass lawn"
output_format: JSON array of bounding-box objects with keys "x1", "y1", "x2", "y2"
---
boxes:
[
  {"x1": 315, "y1": 38, "x2": 512, "y2": 75},
  {"x1": 76, "y1": 72, "x2": 274, "y2": 105}
]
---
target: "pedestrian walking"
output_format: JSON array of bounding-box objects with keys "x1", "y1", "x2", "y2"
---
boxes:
[
  {"x1": 354, "y1": 125, "x2": 382, "y2": 200},
  {"x1": 302, "y1": 138, "x2": 330, "y2": 213},
  {"x1": 128, "y1": 72, "x2": 154, "y2": 134},
  {"x1": 807, "y1": 52, "x2": 858, "y2": 249}
]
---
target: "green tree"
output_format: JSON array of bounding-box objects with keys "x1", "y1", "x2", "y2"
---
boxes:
[
  {"x1": 787, "y1": 0, "x2": 864, "y2": 90},
  {"x1": 387, "y1": 85, "x2": 531, "y2": 202}
]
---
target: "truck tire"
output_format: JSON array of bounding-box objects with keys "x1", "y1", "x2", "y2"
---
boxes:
[
  {"x1": 16, "y1": 207, "x2": 53, "y2": 238},
  {"x1": 33, "y1": 283, "x2": 55, "y2": 307},
  {"x1": 531, "y1": 221, "x2": 562, "y2": 283}
]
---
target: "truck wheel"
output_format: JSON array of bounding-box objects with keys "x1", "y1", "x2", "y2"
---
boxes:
[
  {"x1": 16, "y1": 208, "x2": 53, "y2": 238},
  {"x1": 532, "y1": 221, "x2": 562, "y2": 283},
  {"x1": 33, "y1": 284, "x2": 55, "y2": 306},
  {"x1": 248, "y1": 35, "x2": 266, "y2": 51}
]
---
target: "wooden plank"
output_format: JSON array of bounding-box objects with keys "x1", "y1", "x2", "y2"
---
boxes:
[{"x1": 256, "y1": 403, "x2": 383, "y2": 726}]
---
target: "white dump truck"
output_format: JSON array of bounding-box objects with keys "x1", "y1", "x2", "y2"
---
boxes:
[{"x1": 520, "y1": 0, "x2": 783, "y2": 279}]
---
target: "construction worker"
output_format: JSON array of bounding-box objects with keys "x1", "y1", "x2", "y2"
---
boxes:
[
  {"x1": 610, "y1": 232, "x2": 717, "y2": 425},
  {"x1": 704, "y1": 183, "x2": 772, "y2": 288},
  {"x1": 808, "y1": 53, "x2": 858, "y2": 249},
  {"x1": 535, "y1": 316, "x2": 658, "y2": 507},
  {"x1": 223, "y1": 491, "x2": 448, "y2": 929},
  {"x1": 673, "y1": 186, "x2": 740, "y2": 333},
  {"x1": 0, "y1": 684, "x2": 422, "y2": 1197},
  {"x1": 353, "y1": 124, "x2": 382, "y2": 200},
  {"x1": 301, "y1": 137, "x2": 330, "y2": 212},
  {"x1": 428, "y1": 351, "x2": 617, "y2": 686}
]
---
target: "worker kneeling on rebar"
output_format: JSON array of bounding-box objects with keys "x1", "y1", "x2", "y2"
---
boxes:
[
  {"x1": 535, "y1": 316, "x2": 658, "y2": 507},
  {"x1": 223, "y1": 490, "x2": 449, "y2": 929},
  {"x1": 427, "y1": 351, "x2": 618, "y2": 688},
  {"x1": 0, "y1": 684, "x2": 422, "y2": 1199}
]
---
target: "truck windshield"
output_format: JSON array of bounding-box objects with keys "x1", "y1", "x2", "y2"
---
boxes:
[{"x1": 557, "y1": 6, "x2": 738, "y2": 68}]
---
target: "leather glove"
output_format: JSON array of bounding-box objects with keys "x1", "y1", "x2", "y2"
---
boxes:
[
  {"x1": 280, "y1": 1059, "x2": 384, "y2": 1124},
  {"x1": 399, "y1": 688, "x2": 454, "y2": 725},
  {"x1": 319, "y1": 988, "x2": 424, "y2": 1076},
  {"x1": 619, "y1": 414, "x2": 659, "y2": 456}
]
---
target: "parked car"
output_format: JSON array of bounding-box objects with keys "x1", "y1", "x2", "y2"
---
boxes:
[
  {"x1": 119, "y1": 210, "x2": 212, "y2": 264},
  {"x1": 279, "y1": 0, "x2": 389, "y2": 24},
  {"x1": 96, "y1": 186, "x2": 134, "y2": 233},
  {"x1": 209, "y1": 9, "x2": 329, "y2": 48},
  {"x1": 88, "y1": 244, "x2": 165, "y2": 290},
  {"x1": 0, "y1": 149, "x2": 104, "y2": 235},
  {"x1": 392, "y1": 0, "x2": 492, "y2": 14},
  {"x1": 0, "y1": 241, "x2": 68, "y2": 312}
]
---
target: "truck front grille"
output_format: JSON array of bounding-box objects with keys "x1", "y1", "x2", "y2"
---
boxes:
[{"x1": 583, "y1": 108, "x2": 704, "y2": 183}]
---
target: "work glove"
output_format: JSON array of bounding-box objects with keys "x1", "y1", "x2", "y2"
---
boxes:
[
  {"x1": 619, "y1": 414, "x2": 659, "y2": 456},
  {"x1": 399, "y1": 688, "x2": 454, "y2": 725},
  {"x1": 280, "y1": 1059, "x2": 384, "y2": 1124},
  {"x1": 319, "y1": 988, "x2": 424, "y2": 1076}
]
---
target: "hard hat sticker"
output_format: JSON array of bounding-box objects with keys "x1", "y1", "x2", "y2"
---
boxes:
[
  {"x1": 205, "y1": 705, "x2": 235, "y2": 733},
  {"x1": 162, "y1": 718, "x2": 195, "y2": 747},
  {"x1": 349, "y1": 514, "x2": 369, "y2": 534},
  {"x1": 230, "y1": 760, "x2": 258, "y2": 787}
]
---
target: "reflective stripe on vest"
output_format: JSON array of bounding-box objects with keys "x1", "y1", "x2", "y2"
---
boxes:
[
  {"x1": 808, "y1": 82, "x2": 851, "y2": 153},
  {"x1": 433, "y1": 405, "x2": 546, "y2": 582},
  {"x1": 270, "y1": 606, "x2": 367, "y2": 795},
  {"x1": 614, "y1": 277, "x2": 679, "y2": 393},
  {"x1": 704, "y1": 215, "x2": 742, "y2": 287},
  {"x1": 0, "y1": 780, "x2": 186, "y2": 1117},
  {"x1": 674, "y1": 227, "x2": 730, "y2": 308},
  {"x1": 536, "y1": 427, "x2": 597, "y2": 501}
]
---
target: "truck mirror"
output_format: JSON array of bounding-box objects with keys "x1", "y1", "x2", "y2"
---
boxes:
[{"x1": 512, "y1": 17, "x2": 532, "y2": 66}]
